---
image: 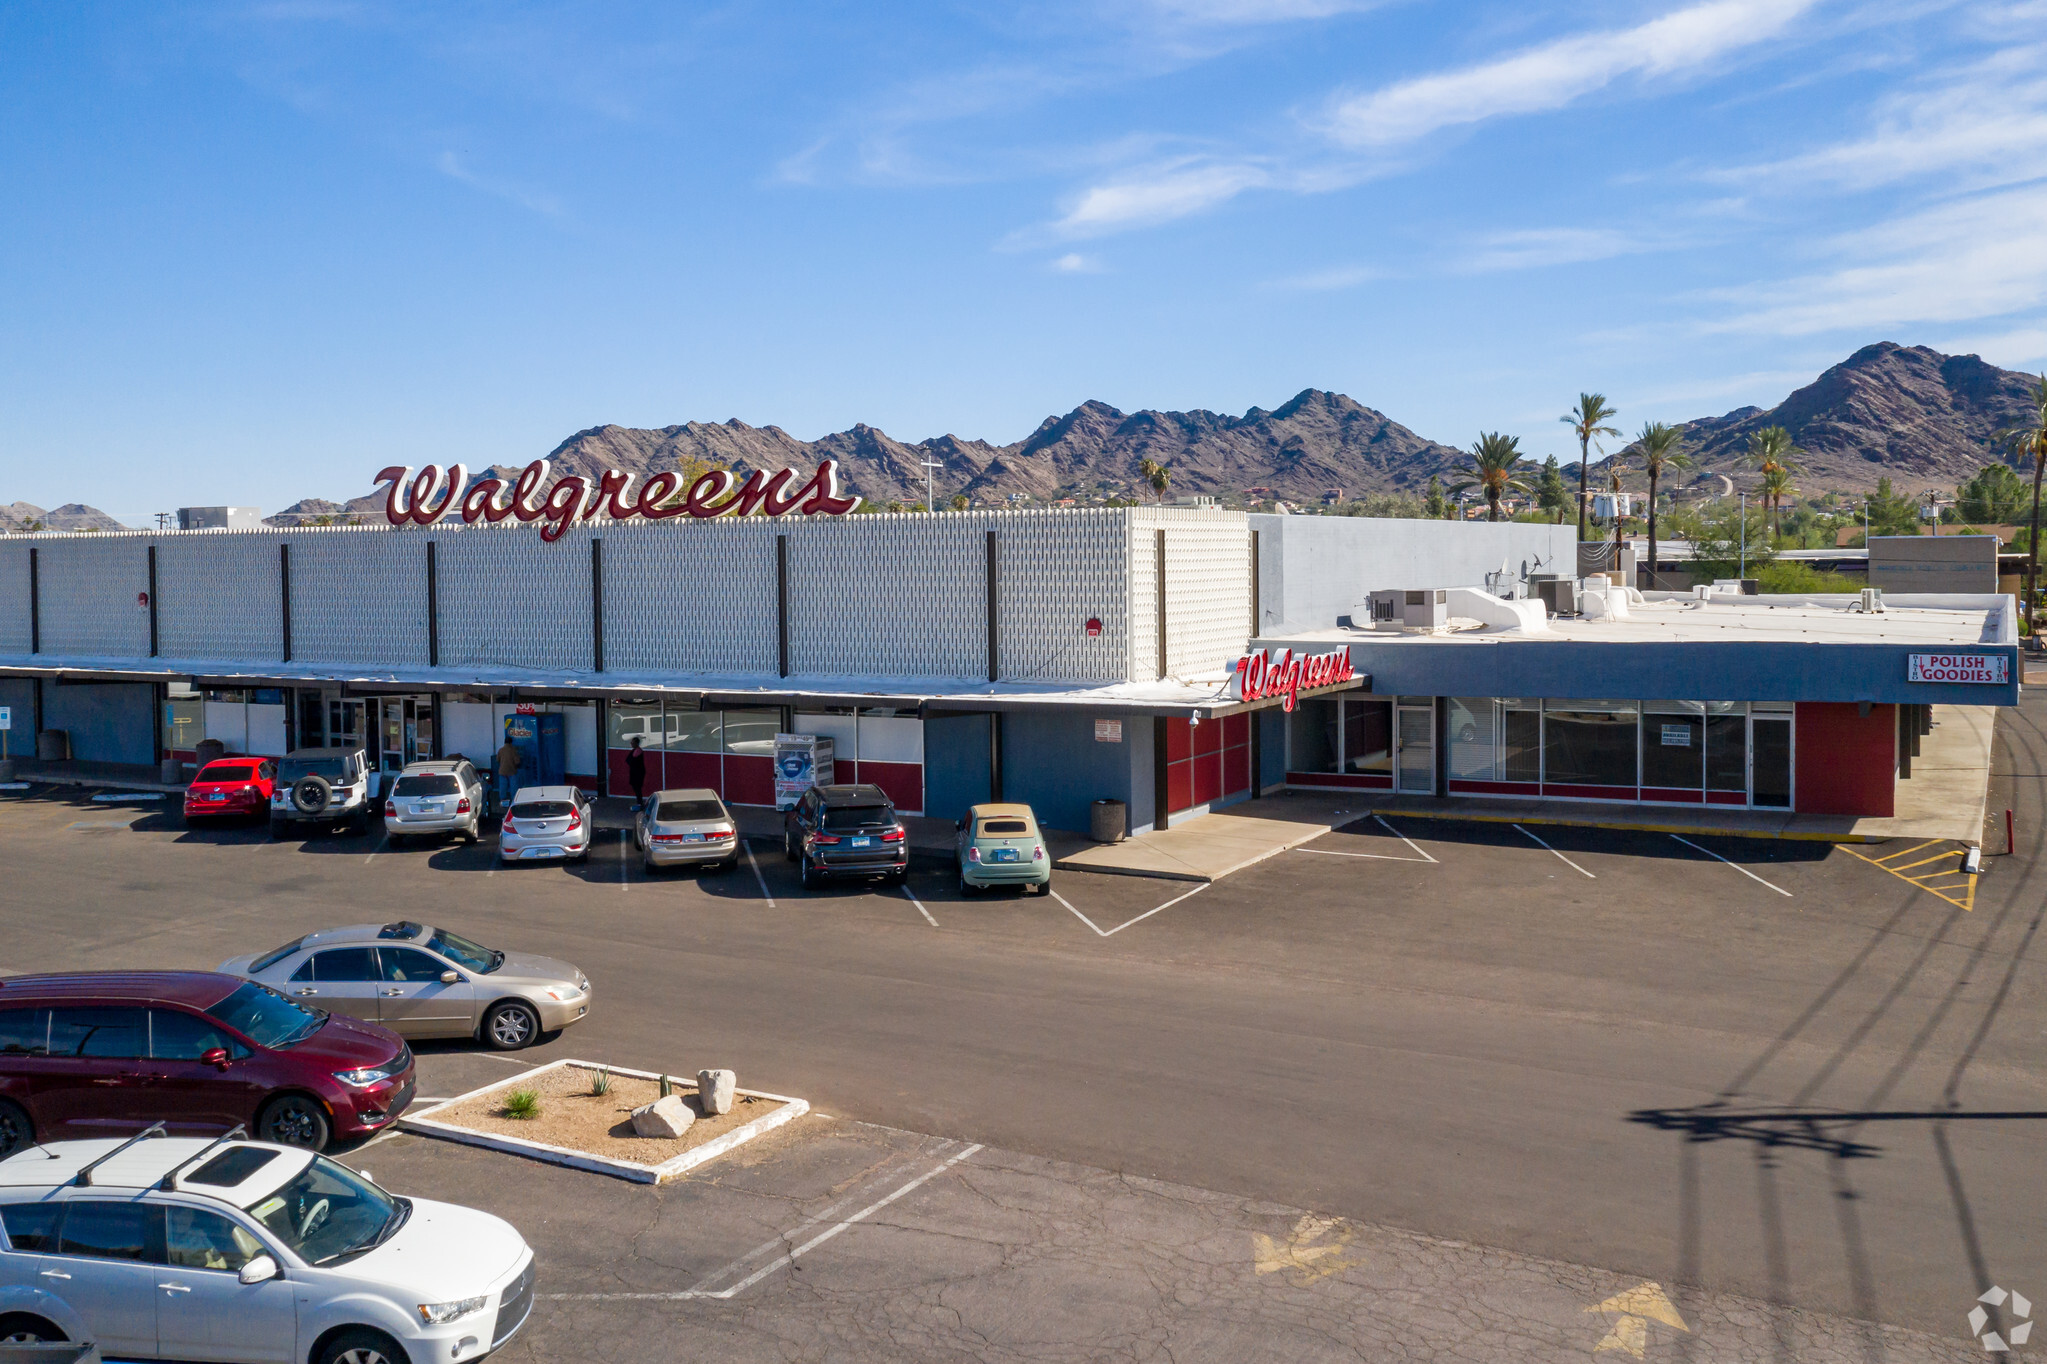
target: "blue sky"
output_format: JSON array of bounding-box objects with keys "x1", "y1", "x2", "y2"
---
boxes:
[{"x1": 2, "y1": 1, "x2": 2042, "y2": 522}]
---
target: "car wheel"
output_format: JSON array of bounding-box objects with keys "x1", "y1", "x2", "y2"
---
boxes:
[
  {"x1": 784, "y1": 831, "x2": 799, "y2": 863},
  {"x1": 0, "y1": 1099, "x2": 33, "y2": 1160},
  {"x1": 257, "y1": 1094, "x2": 331, "y2": 1151},
  {"x1": 1035, "y1": 880, "x2": 1053, "y2": 897},
  {"x1": 800, "y1": 860, "x2": 822, "y2": 889},
  {"x1": 959, "y1": 872, "x2": 978, "y2": 897},
  {"x1": 464, "y1": 819, "x2": 480, "y2": 845},
  {"x1": 317, "y1": 1328, "x2": 412, "y2": 1364},
  {"x1": 484, "y1": 1000, "x2": 541, "y2": 1051},
  {"x1": 0, "y1": 1315, "x2": 64, "y2": 1344},
  {"x1": 643, "y1": 853, "x2": 658, "y2": 874}
]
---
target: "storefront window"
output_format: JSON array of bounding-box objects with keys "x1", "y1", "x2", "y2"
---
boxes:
[
  {"x1": 164, "y1": 696, "x2": 202, "y2": 752},
  {"x1": 1446, "y1": 698, "x2": 1495, "y2": 780},
  {"x1": 1641, "y1": 701, "x2": 1704, "y2": 790},
  {"x1": 1543, "y1": 701, "x2": 1638, "y2": 788},
  {"x1": 672, "y1": 711, "x2": 722, "y2": 752},
  {"x1": 1704, "y1": 702, "x2": 1747, "y2": 793},
  {"x1": 1751, "y1": 704, "x2": 1792, "y2": 808},
  {"x1": 722, "y1": 709, "x2": 780, "y2": 757},
  {"x1": 608, "y1": 703, "x2": 659, "y2": 751},
  {"x1": 1288, "y1": 699, "x2": 1339, "y2": 773},
  {"x1": 1501, "y1": 701, "x2": 1540, "y2": 783},
  {"x1": 1343, "y1": 699, "x2": 1392, "y2": 774}
]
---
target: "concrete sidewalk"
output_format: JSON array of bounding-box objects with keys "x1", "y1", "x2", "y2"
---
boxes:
[{"x1": 1055, "y1": 790, "x2": 1371, "y2": 883}]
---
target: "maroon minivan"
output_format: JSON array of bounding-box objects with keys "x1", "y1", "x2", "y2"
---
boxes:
[{"x1": 0, "y1": 971, "x2": 414, "y2": 1156}]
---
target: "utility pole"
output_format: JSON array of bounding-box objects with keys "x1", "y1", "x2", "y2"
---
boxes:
[
  {"x1": 1739, "y1": 491, "x2": 1747, "y2": 581},
  {"x1": 921, "y1": 460, "x2": 944, "y2": 514}
]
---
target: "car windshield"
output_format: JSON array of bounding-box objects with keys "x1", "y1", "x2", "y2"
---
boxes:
[
  {"x1": 978, "y1": 818, "x2": 1030, "y2": 836},
  {"x1": 205, "y1": 981, "x2": 323, "y2": 1050},
  {"x1": 823, "y1": 804, "x2": 891, "y2": 832},
  {"x1": 425, "y1": 927, "x2": 500, "y2": 974},
  {"x1": 279, "y1": 758, "x2": 346, "y2": 783},
  {"x1": 248, "y1": 937, "x2": 307, "y2": 973},
  {"x1": 510, "y1": 801, "x2": 575, "y2": 818},
  {"x1": 198, "y1": 763, "x2": 257, "y2": 782},
  {"x1": 392, "y1": 774, "x2": 460, "y2": 797},
  {"x1": 656, "y1": 799, "x2": 724, "y2": 822},
  {"x1": 245, "y1": 1156, "x2": 404, "y2": 1266}
]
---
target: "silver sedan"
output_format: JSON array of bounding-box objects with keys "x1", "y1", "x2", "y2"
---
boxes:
[
  {"x1": 633, "y1": 788, "x2": 740, "y2": 873},
  {"x1": 219, "y1": 920, "x2": 591, "y2": 1051},
  {"x1": 498, "y1": 785, "x2": 594, "y2": 864}
]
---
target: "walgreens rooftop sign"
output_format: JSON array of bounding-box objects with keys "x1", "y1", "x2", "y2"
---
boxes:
[
  {"x1": 1230, "y1": 646, "x2": 1357, "y2": 713},
  {"x1": 374, "y1": 460, "x2": 862, "y2": 543}
]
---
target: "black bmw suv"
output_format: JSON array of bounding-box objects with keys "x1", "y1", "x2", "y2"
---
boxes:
[{"x1": 783, "y1": 784, "x2": 909, "y2": 888}]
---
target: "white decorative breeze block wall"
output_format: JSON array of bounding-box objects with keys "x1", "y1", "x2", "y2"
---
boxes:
[
  {"x1": 0, "y1": 543, "x2": 32, "y2": 654},
  {"x1": 436, "y1": 523, "x2": 593, "y2": 673},
  {"x1": 602, "y1": 519, "x2": 779, "y2": 676},
  {"x1": 285, "y1": 528, "x2": 430, "y2": 668},
  {"x1": 36, "y1": 536, "x2": 150, "y2": 658},
  {"x1": 994, "y1": 510, "x2": 1128, "y2": 687},
  {"x1": 1135, "y1": 508, "x2": 1251, "y2": 682},
  {"x1": 158, "y1": 533, "x2": 284, "y2": 663}
]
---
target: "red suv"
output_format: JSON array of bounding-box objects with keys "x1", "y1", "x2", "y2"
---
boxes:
[
  {"x1": 182, "y1": 757, "x2": 278, "y2": 823},
  {"x1": 0, "y1": 972, "x2": 414, "y2": 1157}
]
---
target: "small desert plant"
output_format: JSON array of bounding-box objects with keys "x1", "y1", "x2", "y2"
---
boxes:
[
  {"x1": 658, "y1": 1073, "x2": 673, "y2": 1099},
  {"x1": 502, "y1": 1088, "x2": 540, "y2": 1120},
  {"x1": 590, "y1": 1067, "x2": 611, "y2": 1096}
]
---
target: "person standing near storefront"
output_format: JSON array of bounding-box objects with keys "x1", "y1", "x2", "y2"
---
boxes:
[
  {"x1": 495, "y1": 736, "x2": 523, "y2": 812},
  {"x1": 626, "y1": 736, "x2": 648, "y2": 801}
]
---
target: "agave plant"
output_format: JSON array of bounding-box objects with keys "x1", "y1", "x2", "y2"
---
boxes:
[
  {"x1": 590, "y1": 1066, "x2": 611, "y2": 1097},
  {"x1": 503, "y1": 1089, "x2": 540, "y2": 1121}
]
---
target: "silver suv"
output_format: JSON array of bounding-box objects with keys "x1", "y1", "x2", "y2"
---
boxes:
[
  {"x1": 269, "y1": 748, "x2": 374, "y2": 838},
  {"x1": 382, "y1": 759, "x2": 486, "y2": 845}
]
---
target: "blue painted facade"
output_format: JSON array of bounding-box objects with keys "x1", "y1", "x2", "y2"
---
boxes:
[
  {"x1": 1289, "y1": 638, "x2": 2022, "y2": 708},
  {"x1": 995, "y1": 710, "x2": 1156, "y2": 835},
  {"x1": 42, "y1": 681, "x2": 156, "y2": 765},
  {"x1": 923, "y1": 712, "x2": 994, "y2": 821}
]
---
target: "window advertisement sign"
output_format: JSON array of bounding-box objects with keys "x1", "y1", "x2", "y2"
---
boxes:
[
  {"x1": 1906, "y1": 654, "x2": 2010, "y2": 684},
  {"x1": 774, "y1": 733, "x2": 835, "y2": 810}
]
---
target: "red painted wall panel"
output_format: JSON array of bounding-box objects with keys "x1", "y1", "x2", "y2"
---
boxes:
[
  {"x1": 853, "y1": 760, "x2": 924, "y2": 814},
  {"x1": 1193, "y1": 717, "x2": 1222, "y2": 756},
  {"x1": 1224, "y1": 743, "x2": 1250, "y2": 795},
  {"x1": 665, "y1": 751, "x2": 722, "y2": 792},
  {"x1": 1165, "y1": 717, "x2": 1192, "y2": 763},
  {"x1": 723, "y1": 754, "x2": 776, "y2": 807},
  {"x1": 1192, "y1": 752, "x2": 1222, "y2": 805},
  {"x1": 1166, "y1": 760, "x2": 1193, "y2": 813},
  {"x1": 1794, "y1": 702, "x2": 1896, "y2": 816},
  {"x1": 1224, "y1": 712, "x2": 1249, "y2": 747}
]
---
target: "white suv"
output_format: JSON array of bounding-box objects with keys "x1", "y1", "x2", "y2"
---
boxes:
[
  {"x1": 272, "y1": 748, "x2": 375, "y2": 839},
  {"x1": 0, "y1": 1128, "x2": 534, "y2": 1363}
]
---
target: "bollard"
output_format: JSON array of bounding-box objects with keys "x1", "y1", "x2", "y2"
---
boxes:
[{"x1": 2008, "y1": 808, "x2": 2015, "y2": 857}]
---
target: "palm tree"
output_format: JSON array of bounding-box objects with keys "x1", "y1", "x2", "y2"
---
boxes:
[
  {"x1": 1739, "y1": 426, "x2": 1801, "y2": 542},
  {"x1": 1760, "y1": 465, "x2": 1798, "y2": 543},
  {"x1": 1138, "y1": 457, "x2": 1170, "y2": 503},
  {"x1": 1561, "y1": 394, "x2": 1621, "y2": 540},
  {"x1": 1448, "y1": 432, "x2": 1529, "y2": 522},
  {"x1": 1634, "y1": 421, "x2": 1690, "y2": 585},
  {"x1": 1999, "y1": 374, "x2": 2047, "y2": 637}
]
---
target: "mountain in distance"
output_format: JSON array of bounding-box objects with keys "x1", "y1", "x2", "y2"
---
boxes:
[
  {"x1": 0, "y1": 501, "x2": 124, "y2": 532},
  {"x1": 1611, "y1": 343, "x2": 2039, "y2": 495}
]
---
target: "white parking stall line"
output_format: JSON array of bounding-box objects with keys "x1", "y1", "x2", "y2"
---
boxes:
[
  {"x1": 1054, "y1": 883, "x2": 1210, "y2": 937},
  {"x1": 619, "y1": 830, "x2": 630, "y2": 890},
  {"x1": 364, "y1": 833, "x2": 389, "y2": 865},
  {"x1": 1372, "y1": 814, "x2": 1439, "y2": 861},
  {"x1": 539, "y1": 1142, "x2": 985, "y2": 1301},
  {"x1": 1513, "y1": 824, "x2": 1596, "y2": 879},
  {"x1": 743, "y1": 839, "x2": 777, "y2": 909},
  {"x1": 902, "y1": 884, "x2": 938, "y2": 927},
  {"x1": 1670, "y1": 834, "x2": 1794, "y2": 897}
]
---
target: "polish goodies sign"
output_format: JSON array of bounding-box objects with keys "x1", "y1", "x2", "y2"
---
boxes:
[
  {"x1": 1230, "y1": 647, "x2": 1356, "y2": 712},
  {"x1": 1906, "y1": 653, "x2": 2010, "y2": 684},
  {"x1": 373, "y1": 459, "x2": 863, "y2": 543}
]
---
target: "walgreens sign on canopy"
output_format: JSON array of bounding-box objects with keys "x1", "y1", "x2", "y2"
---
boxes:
[
  {"x1": 1230, "y1": 647, "x2": 1357, "y2": 712},
  {"x1": 374, "y1": 459, "x2": 863, "y2": 542}
]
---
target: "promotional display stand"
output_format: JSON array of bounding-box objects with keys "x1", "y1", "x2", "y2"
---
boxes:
[{"x1": 773, "y1": 734, "x2": 835, "y2": 810}]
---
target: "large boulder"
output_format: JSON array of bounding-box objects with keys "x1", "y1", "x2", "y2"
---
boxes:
[
  {"x1": 698, "y1": 1069, "x2": 736, "y2": 1116},
  {"x1": 630, "y1": 1093, "x2": 694, "y2": 1139}
]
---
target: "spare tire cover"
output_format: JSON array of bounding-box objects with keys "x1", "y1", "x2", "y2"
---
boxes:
[{"x1": 292, "y1": 775, "x2": 333, "y2": 814}]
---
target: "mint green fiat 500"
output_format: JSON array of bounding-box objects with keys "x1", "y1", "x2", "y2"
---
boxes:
[{"x1": 955, "y1": 803, "x2": 1052, "y2": 896}]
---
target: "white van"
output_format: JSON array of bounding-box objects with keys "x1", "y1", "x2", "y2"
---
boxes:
[{"x1": 0, "y1": 1128, "x2": 533, "y2": 1364}]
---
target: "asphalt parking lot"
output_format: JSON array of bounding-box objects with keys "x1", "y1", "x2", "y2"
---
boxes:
[{"x1": 2, "y1": 699, "x2": 2043, "y2": 1361}]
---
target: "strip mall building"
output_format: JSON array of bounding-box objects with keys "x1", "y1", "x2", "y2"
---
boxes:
[{"x1": 0, "y1": 488, "x2": 2018, "y2": 831}]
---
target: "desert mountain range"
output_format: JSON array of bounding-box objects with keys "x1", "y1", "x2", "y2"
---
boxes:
[{"x1": 8, "y1": 343, "x2": 2039, "y2": 530}]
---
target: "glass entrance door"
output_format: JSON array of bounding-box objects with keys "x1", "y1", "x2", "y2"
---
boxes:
[
  {"x1": 1396, "y1": 701, "x2": 1434, "y2": 793},
  {"x1": 326, "y1": 699, "x2": 365, "y2": 754}
]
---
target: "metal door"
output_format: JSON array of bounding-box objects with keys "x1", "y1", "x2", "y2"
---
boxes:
[{"x1": 1396, "y1": 703, "x2": 1434, "y2": 793}]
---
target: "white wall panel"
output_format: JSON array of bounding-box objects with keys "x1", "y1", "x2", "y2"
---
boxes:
[
  {"x1": 994, "y1": 511, "x2": 1128, "y2": 687},
  {"x1": 857, "y1": 714, "x2": 923, "y2": 763},
  {"x1": 436, "y1": 524, "x2": 593, "y2": 673},
  {"x1": 601, "y1": 520, "x2": 778, "y2": 676},
  {"x1": 158, "y1": 533, "x2": 284, "y2": 664},
  {"x1": 285, "y1": 528, "x2": 430, "y2": 667},
  {"x1": 1135, "y1": 508, "x2": 1251, "y2": 682},
  {"x1": 786, "y1": 514, "x2": 990, "y2": 681},
  {"x1": 794, "y1": 711, "x2": 858, "y2": 759},
  {"x1": 248, "y1": 704, "x2": 287, "y2": 757},
  {"x1": 0, "y1": 544, "x2": 31, "y2": 654},
  {"x1": 442, "y1": 702, "x2": 499, "y2": 763},
  {"x1": 202, "y1": 701, "x2": 249, "y2": 752},
  {"x1": 38, "y1": 536, "x2": 150, "y2": 658},
  {"x1": 566, "y1": 704, "x2": 598, "y2": 775}
]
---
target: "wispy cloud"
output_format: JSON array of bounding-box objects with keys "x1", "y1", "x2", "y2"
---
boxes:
[
  {"x1": 1712, "y1": 182, "x2": 2047, "y2": 335},
  {"x1": 1322, "y1": 0, "x2": 1815, "y2": 147},
  {"x1": 1266, "y1": 263, "x2": 1383, "y2": 290},
  {"x1": 1456, "y1": 227, "x2": 1649, "y2": 273},
  {"x1": 1049, "y1": 158, "x2": 1272, "y2": 236},
  {"x1": 1051, "y1": 251, "x2": 1104, "y2": 272},
  {"x1": 435, "y1": 151, "x2": 562, "y2": 216}
]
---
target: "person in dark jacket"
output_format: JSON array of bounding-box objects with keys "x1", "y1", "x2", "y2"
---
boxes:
[{"x1": 627, "y1": 736, "x2": 648, "y2": 800}]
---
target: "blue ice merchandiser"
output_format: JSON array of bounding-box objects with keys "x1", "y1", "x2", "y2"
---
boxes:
[{"x1": 503, "y1": 712, "x2": 566, "y2": 792}]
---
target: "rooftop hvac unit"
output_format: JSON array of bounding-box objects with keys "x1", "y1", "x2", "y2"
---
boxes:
[
  {"x1": 1365, "y1": 589, "x2": 1448, "y2": 627},
  {"x1": 1533, "y1": 578, "x2": 1577, "y2": 617}
]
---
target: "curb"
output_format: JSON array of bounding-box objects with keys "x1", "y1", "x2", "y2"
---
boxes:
[
  {"x1": 1365, "y1": 805, "x2": 1888, "y2": 844},
  {"x1": 399, "y1": 1058, "x2": 808, "y2": 1184}
]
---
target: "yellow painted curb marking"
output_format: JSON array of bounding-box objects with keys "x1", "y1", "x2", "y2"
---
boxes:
[{"x1": 1873, "y1": 839, "x2": 1943, "y2": 863}]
